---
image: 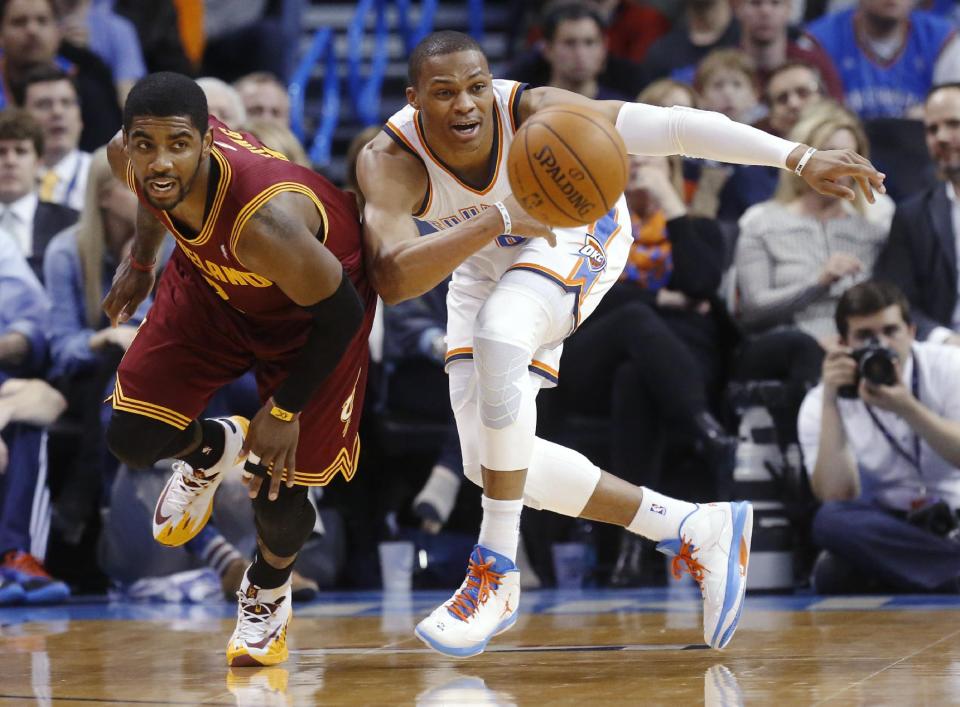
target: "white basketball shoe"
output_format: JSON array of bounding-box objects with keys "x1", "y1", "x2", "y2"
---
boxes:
[
  {"x1": 226, "y1": 574, "x2": 293, "y2": 667},
  {"x1": 415, "y1": 545, "x2": 520, "y2": 658},
  {"x1": 152, "y1": 416, "x2": 248, "y2": 546},
  {"x1": 657, "y1": 501, "x2": 753, "y2": 649}
]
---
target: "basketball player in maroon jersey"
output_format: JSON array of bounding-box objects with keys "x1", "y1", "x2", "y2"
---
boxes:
[{"x1": 102, "y1": 72, "x2": 376, "y2": 667}]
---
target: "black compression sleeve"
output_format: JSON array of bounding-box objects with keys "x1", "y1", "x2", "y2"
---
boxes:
[{"x1": 272, "y1": 269, "x2": 365, "y2": 412}]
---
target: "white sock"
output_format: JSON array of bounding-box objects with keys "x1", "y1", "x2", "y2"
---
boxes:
[
  {"x1": 478, "y1": 495, "x2": 523, "y2": 561},
  {"x1": 627, "y1": 488, "x2": 698, "y2": 542}
]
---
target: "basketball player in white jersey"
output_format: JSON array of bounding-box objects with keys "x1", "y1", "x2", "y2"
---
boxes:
[{"x1": 357, "y1": 31, "x2": 885, "y2": 657}]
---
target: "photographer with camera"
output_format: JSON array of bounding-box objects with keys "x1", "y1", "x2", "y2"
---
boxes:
[{"x1": 798, "y1": 280, "x2": 960, "y2": 593}]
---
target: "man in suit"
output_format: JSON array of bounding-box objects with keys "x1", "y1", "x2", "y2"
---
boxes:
[
  {"x1": 875, "y1": 83, "x2": 960, "y2": 345},
  {"x1": 21, "y1": 66, "x2": 91, "y2": 212},
  {"x1": 0, "y1": 109, "x2": 78, "y2": 282}
]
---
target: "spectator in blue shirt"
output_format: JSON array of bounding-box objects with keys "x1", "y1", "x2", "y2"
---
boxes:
[
  {"x1": 0, "y1": 229, "x2": 69, "y2": 606},
  {"x1": 803, "y1": 0, "x2": 960, "y2": 119},
  {"x1": 56, "y1": 0, "x2": 147, "y2": 104},
  {"x1": 0, "y1": 228, "x2": 50, "y2": 376},
  {"x1": 43, "y1": 147, "x2": 146, "y2": 384}
]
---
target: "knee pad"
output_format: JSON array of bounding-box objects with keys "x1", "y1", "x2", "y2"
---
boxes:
[
  {"x1": 253, "y1": 483, "x2": 316, "y2": 557},
  {"x1": 106, "y1": 411, "x2": 195, "y2": 469},
  {"x1": 449, "y1": 361, "x2": 481, "y2": 476},
  {"x1": 474, "y1": 337, "x2": 533, "y2": 431}
]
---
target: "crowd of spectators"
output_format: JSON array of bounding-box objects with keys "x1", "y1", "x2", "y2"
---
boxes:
[{"x1": 4, "y1": 0, "x2": 960, "y2": 605}]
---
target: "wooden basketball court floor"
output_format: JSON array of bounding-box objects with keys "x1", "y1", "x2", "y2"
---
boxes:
[{"x1": 3, "y1": 586, "x2": 960, "y2": 706}]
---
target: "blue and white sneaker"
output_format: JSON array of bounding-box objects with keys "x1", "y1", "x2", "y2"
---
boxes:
[
  {"x1": 415, "y1": 545, "x2": 520, "y2": 658},
  {"x1": 657, "y1": 502, "x2": 753, "y2": 649},
  {"x1": 1, "y1": 551, "x2": 70, "y2": 605},
  {"x1": 0, "y1": 572, "x2": 25, "y2": 605},
  {"x1": 125, "y1": 568, "x2": 222, "y2": 604}
]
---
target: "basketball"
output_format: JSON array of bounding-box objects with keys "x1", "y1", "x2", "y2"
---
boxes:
[{"x1": 507, "y1": 104, "x2": 628, "y2": 228}]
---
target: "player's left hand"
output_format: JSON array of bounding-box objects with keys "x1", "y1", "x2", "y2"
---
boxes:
[
  {"x1": 797, "y1": 147, "x2": 886, "y2": 203},
  {"x1": 239, "y1": 402, "x2": 299, "y2": 501}
]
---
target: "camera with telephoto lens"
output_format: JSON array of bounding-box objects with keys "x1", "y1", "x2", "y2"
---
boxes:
[{"x1": 837, "y1": 339, "x2": 899, "y2": 399}]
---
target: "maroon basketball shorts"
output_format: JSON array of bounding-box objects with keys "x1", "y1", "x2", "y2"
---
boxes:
[{"x1": 113, "y1": 261, "x2": 371, "y2": 486}]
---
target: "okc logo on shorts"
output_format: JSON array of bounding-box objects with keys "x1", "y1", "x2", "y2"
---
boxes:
[{"x1": 578, "y1": 235, "x2": 607, "y2": 272}]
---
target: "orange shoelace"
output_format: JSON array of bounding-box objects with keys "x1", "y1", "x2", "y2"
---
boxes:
[
  {"x1": 448, "y1": 555, "x2": 505, "y2": 621},
  {"x1": 3, "y1": 551, "x2": 51, "y2": 579},
  {"x1": 669, "y1": 538, "x2": 707, "y2": 588}
]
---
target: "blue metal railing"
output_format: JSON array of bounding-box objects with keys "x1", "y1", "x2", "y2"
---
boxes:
[
  {"x1": 288, "y1": 1, "x2": 487, "y2": 167},
  {"x1": 346, "y1": 0, "x2": 392, "y2": 127},
  {"x1": 288, "y1": 26, "x2": 339, "y2": 167},
  {"x1": 396, "y1": 0, "x2": 439, "y2": 53},
  {"x1": 467, "y1": 0, "x2": 484, "y2": 43}
]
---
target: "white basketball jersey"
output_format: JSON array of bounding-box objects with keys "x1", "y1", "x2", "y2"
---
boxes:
[
  {"x1": 383, "y1": 80, "x2": 526, "y2": 277},
  {"x1": 383, "y1": 80, "x2": 633, "y2": 388}
]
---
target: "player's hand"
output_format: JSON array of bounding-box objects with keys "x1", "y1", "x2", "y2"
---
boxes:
[
  {"x1": 501, "y1": 194, "x2": 557, "y2": 246},
  {"x1": 796, "y1": 147, "x2": 886, "y2": 203},
  {"x1": 102, "y1": 258, "x2": 155, "y2": 327},
  {"x1": 239, "y1": 402, "x2": 299, "y2": 501}
]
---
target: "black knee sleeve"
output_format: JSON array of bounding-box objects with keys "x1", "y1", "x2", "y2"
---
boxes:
[
  {"x1": 106, "y1": 410, "x2": 198, "y2": 469},
  {"x1": 253, "y1": 483, "x2": 316, "y2": 557}
]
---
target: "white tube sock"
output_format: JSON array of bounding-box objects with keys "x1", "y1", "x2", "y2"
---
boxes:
[
  {"x1": 627, "y1": 488, "x2": 698, "y2": 542},
  {"x1": 478, "y1": 495, "x2": 523, "y2": 561}
]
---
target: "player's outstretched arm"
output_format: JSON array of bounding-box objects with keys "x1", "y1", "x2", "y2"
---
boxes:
[
  {"x1": 518, "y1": 86, "x2": 886, "y2": 203},
  {"x1": 358, "y1": 134, "x2": 553, "y2": 305},
  {"x1": 233, "y1": 192, "x2": 365, "y2": 500}
]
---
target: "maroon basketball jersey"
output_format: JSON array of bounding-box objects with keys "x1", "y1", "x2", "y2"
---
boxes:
[{"x1": 125, "y1": 116, "x2": 370, "y2": 319}]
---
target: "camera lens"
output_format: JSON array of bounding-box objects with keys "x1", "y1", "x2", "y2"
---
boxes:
[{"x1": 860, "y1": 348, "x2": 897, "y2": 386}]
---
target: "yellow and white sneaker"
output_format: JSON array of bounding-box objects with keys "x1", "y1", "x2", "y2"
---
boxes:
[
  {"x1": 152, "y1": 416, "x2": 248, "y2": 546},
  {"x1": 226, "y1": 574, "x2": 292, "y2": 667},
  {"x1": 657, "y1": 501, "x2": 753, "y2": 649}
]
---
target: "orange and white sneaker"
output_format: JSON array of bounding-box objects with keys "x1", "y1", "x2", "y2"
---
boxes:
[
  {"x1": 226, "y1": 574, "x2": 292, "y2": 667},
  {"x1": 657, "y1": 502, "x2": 753, "y2": 649},
  {"x1": 415, "y1": 545, "x2": 520, "y2": 658},
  {"x1": 152, "y1": 416, "x2": 248, "y2": 547}
]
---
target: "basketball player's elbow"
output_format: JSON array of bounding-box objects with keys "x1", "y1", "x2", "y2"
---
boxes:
[{"x1": 369, "y1": 254, "x2": 411, "y2": 306}]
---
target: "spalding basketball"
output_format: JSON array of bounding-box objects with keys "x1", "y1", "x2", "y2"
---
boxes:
[{"x1": 507, "y1": 104, "x2": 628, "y2": 228}]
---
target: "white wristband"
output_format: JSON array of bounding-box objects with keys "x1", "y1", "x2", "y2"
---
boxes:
[
  {"x1": 493, "y1": 201, "x2": 511, "y2": 235},
  {"x1": 794, "y1": 146, "x2": 817, "y2": 176}
]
